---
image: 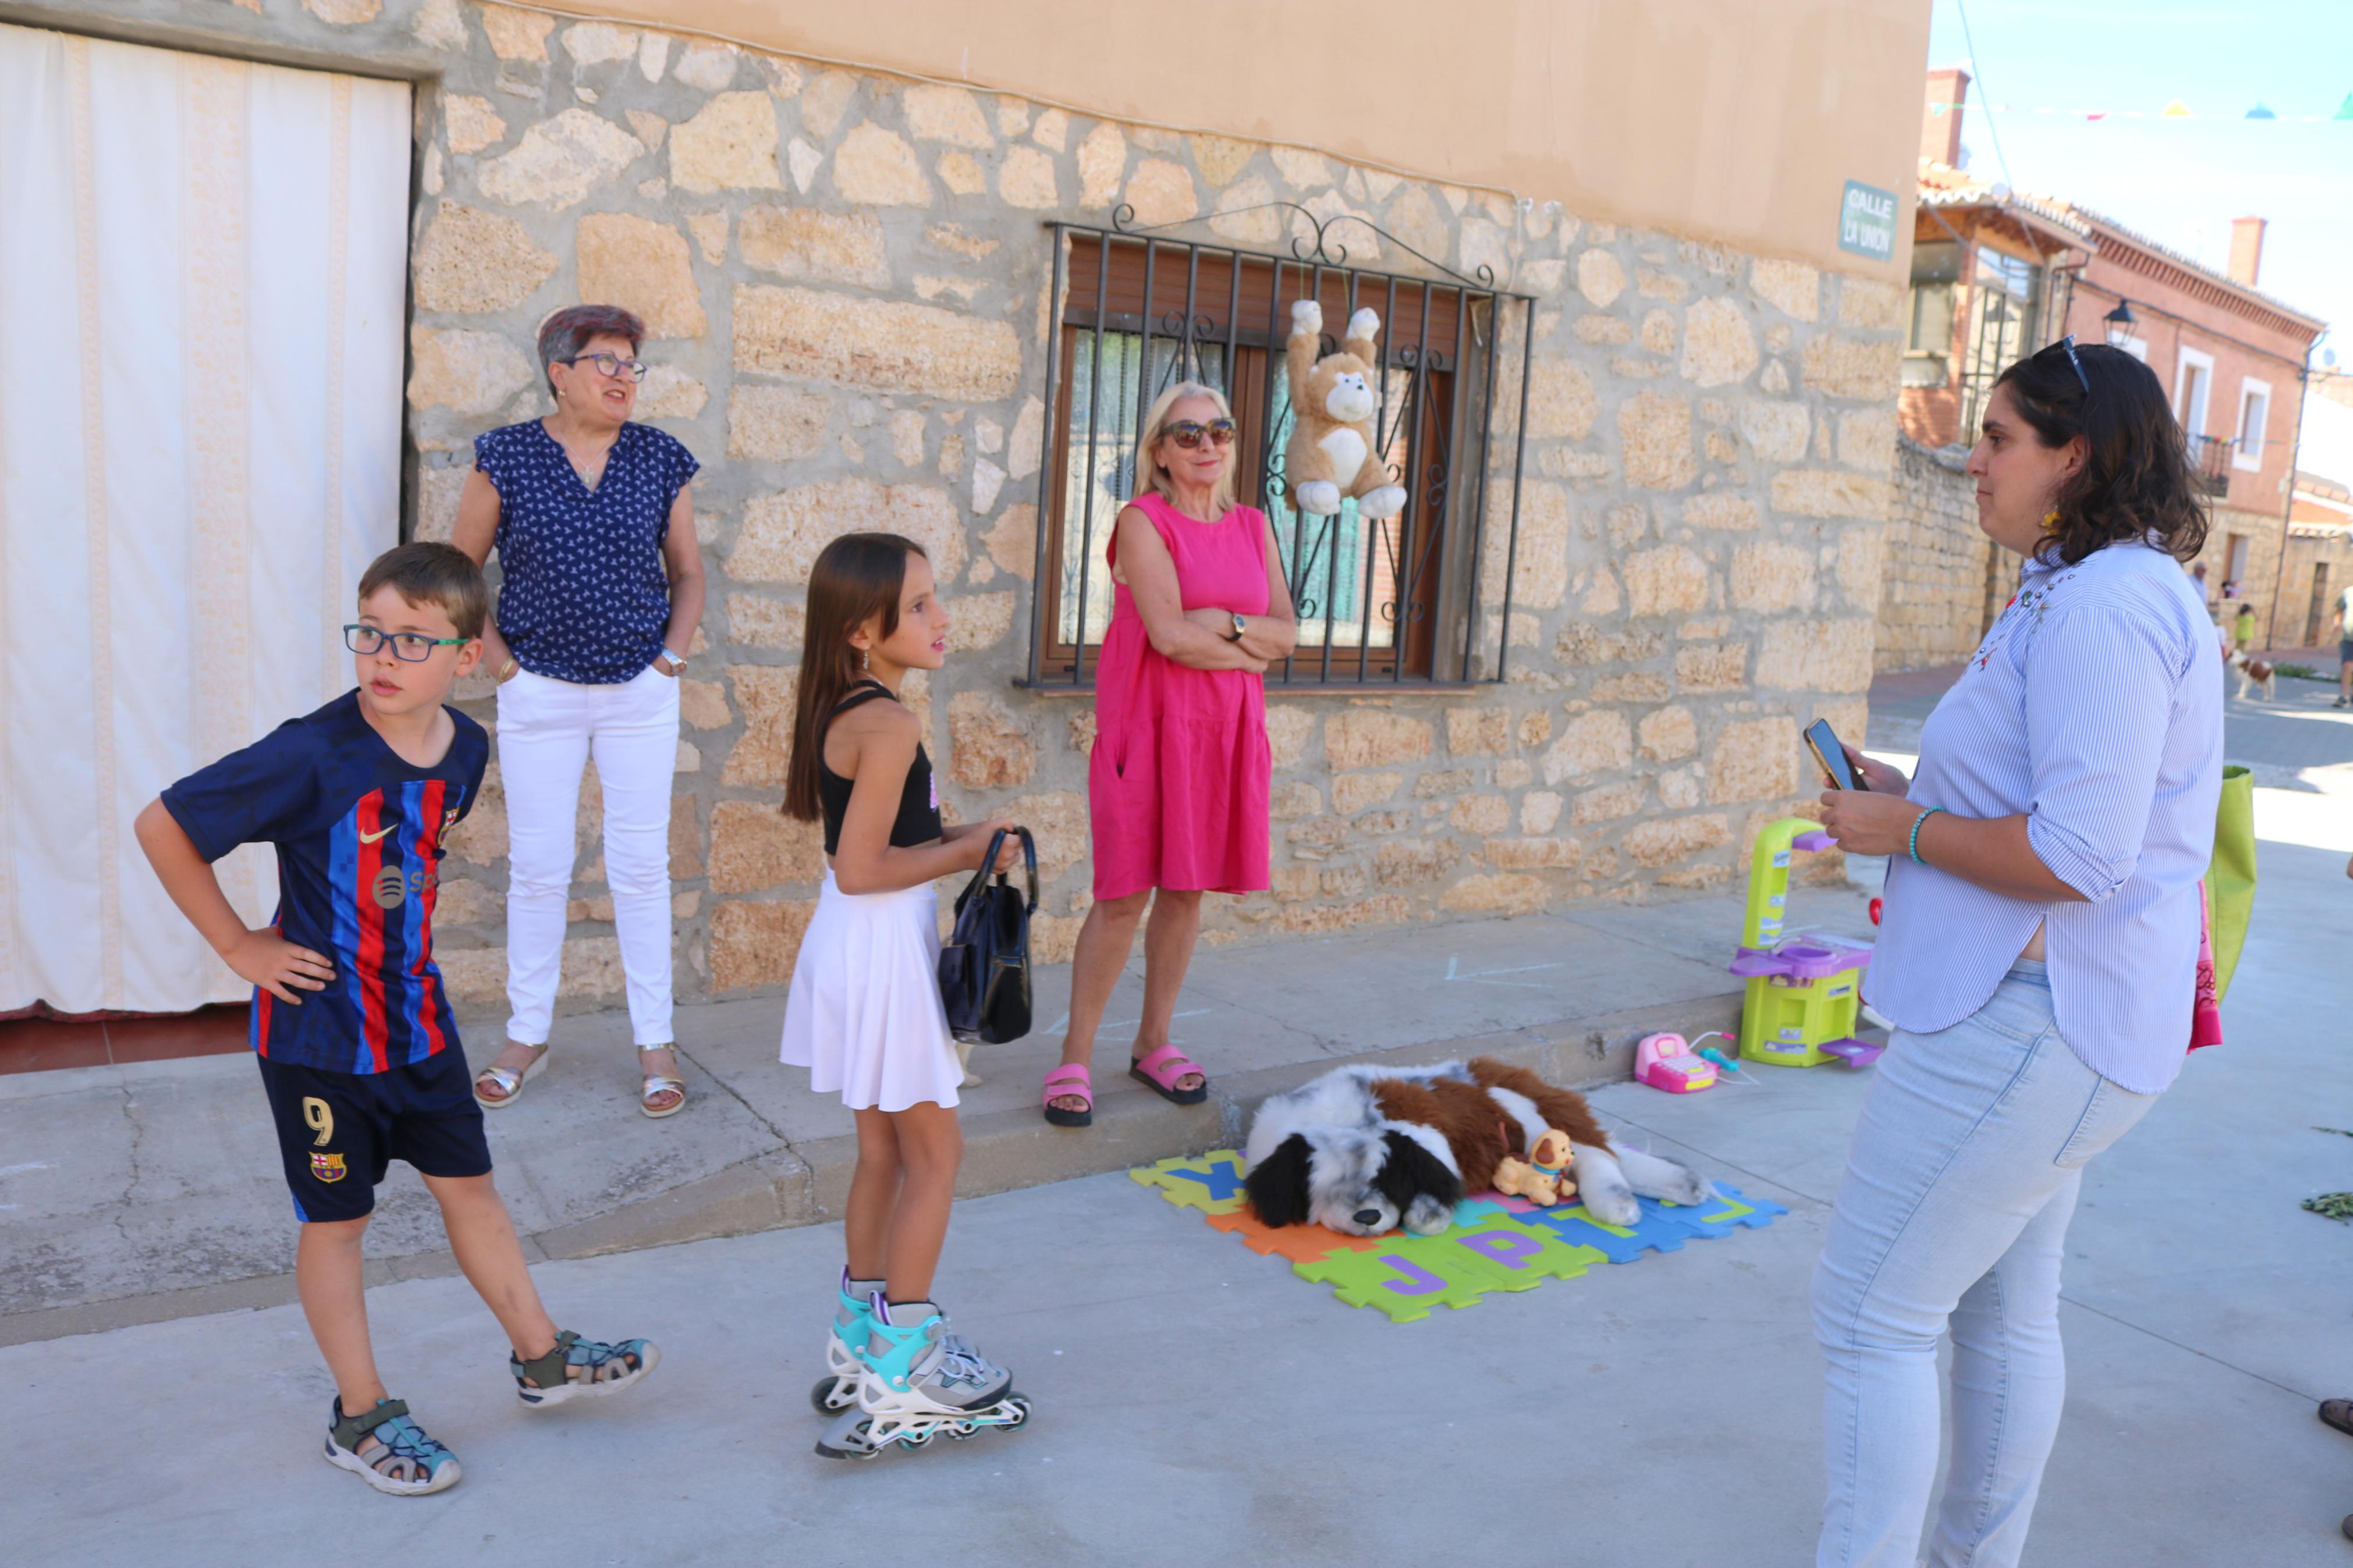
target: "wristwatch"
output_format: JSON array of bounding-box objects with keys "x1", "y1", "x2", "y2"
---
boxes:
[{"x1": 1224, "y1": 613, "x2": 1248, "y2": 643}]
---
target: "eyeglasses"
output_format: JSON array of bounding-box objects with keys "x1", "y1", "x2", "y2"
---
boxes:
[
  {"x1": 1163, "y1": 418, "x2": 1236, "y2": 450},
  {"x1": 559, "y1": 352, "x2": 648, "y2": 383},
  {"x1": 2037, "y1": 334, "x2": 2091, "y2": 398},
  {"x1": 345, "y1": 625, "x2": 470, "y2": 662}
]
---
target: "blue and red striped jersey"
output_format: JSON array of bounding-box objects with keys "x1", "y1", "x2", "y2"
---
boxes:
[{"x1": 161, "y1": 692, "x2": 489, "y2": 1075}]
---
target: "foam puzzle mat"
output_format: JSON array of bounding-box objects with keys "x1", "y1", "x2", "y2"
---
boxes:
[{"x1": 1130, "y1": 1149, "x2": 1788, "y2": 1322}]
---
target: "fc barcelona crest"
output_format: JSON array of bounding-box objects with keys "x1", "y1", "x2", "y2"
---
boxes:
[{"x1": 310, "y1": 1151, "x2": 348, "y2": 1183}]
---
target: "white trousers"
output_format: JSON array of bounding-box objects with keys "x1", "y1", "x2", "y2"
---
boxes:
[{"x1": 495, "y1": 663, "x2": 679, "y2": 1047}]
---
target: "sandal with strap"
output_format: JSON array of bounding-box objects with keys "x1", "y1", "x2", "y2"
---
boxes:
[
  {"x1": 512, "y1": 1328, "x2": 661, "y2": 1407},
  {"x1": 2322, "y1": 1398, "x2": 2353, "y2": 1437},
  {"x1": 1041, "y1": 1063, "x2": 1094, "y2": 1128},
  {"x1": 323, "y1": 1396, "x2": 462, "y2": 1496},
  {"x1": 639, "y1": 1043, "x2": 687, "y2": 1119},
  {"x1": 1130, "y1": 1043, "x2": 1209, "y2": 1106},
  {"x1": 473, "y1": 1042, "x2": 548, "y2": 1110}
]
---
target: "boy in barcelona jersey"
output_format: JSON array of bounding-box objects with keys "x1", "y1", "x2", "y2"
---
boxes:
[{"x1": 134, "y1": 543, "x2": 659, "y2": 1496}]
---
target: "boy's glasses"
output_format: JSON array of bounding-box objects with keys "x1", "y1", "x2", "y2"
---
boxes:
[
  {"x1": 2036, "y1": 334, "x2": 2091, "y2": 398},
  {"x1": 559, "y1": 351, "x2": 648, "y2": 383},
  {"x1": 345, "y1": 625, "x2": 469, "y2": 662},
  {"x1": 1164, "y1": 418, "x2": 1236, "y2": 450}
]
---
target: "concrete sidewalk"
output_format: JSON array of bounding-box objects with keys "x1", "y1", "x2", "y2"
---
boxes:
[
  {"x1": 0, "y1": 874, "x2": 1878, "y2": 1346},
  {"x1": 7, "y1": 826, "x2": 2350, "y2": 1566}
]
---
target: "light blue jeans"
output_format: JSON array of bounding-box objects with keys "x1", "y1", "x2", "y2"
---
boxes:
[{"x1": 1812, "y1": 962, "x2": 2159, "y2": 1568}]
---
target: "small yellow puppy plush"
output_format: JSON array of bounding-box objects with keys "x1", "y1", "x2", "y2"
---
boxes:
[
  {"x1": 1490, "y1": 1128, "x2": 1577, "y2": 1207},
  {"x1": 1282, "y1": 299, "x2": 1409, "y2": 521}
]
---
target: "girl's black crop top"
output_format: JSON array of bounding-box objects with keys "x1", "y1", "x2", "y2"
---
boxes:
[{"x1": 818, "y1": 681, "x2": 944, "y2": 856}]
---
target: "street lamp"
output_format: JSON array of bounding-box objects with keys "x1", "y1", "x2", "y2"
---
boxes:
[{"x1": 2103, "y1": 299, "x2": 2136, "y2": 349}]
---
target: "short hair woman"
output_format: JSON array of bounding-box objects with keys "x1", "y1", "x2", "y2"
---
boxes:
[
  {"x1": 1040, "y1": 383, "x2": 1298, "y2": 1126},
  {"x1": 451, "y1": 305, "x2": 705, "y2": 1120},
  {"x1": 1813, "y1": 340, "x2": 2223, "y2": 1567}
]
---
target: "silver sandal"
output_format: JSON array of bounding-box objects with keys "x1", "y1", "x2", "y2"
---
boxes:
[
  {"x1": 473, "y1": 1042, "x2": 548, "y2": 1110},
  {"x1": 639, "y1": 1044, "x2": 686, "y2": 1119}
]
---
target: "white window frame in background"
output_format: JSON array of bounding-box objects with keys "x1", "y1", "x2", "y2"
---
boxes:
[
  {"x1": 2174, "y1": 346, "x2": 2216, "y2": 437},
  {"x1": 2234, "y1": 377, "x2": 2272, "y2": 471},
  {"x1": 2120, "y1": 336, "x2": 2148, "y2": 362}
]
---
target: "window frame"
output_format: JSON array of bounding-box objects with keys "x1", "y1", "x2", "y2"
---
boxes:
[
  {"x1": 1020, "y1": 215, "x2": 1535, "y2": 692},
  {"x1": 2173, "y1": 345, "x2": 2216, "y2": 436},
  {"x1": 2233, "y1": 376, "x2": 2273, "y2": 471}
]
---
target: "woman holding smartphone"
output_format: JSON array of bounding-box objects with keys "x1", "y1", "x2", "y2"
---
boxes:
[{"x1": 1812, "y1": 339, "x2": 2221, "y2": 1568}]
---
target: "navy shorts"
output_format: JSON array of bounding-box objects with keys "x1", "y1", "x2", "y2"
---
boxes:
[
  {"x1": 255, "y1": 1048, "x2": 491, "y2": 1222},
  {"x1": 2338, "y1": 638, "x2": 2352, "y2": 667}
]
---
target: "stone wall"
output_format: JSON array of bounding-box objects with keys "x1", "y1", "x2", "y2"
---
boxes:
[
  {"x1": 23, "y1": 0, "x2": 1904, "y2": 1016},
  {"x1": 2188, "y1": 503, "x2": 2287, "y2": 646},
  {"x1": 1874, "y1": 436, "x2": 1992, "y2": 673}
]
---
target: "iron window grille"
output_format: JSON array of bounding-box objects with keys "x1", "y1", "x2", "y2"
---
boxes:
[{"x1": 1021, "y1": 204, "x2": 1535, "y2": 689}]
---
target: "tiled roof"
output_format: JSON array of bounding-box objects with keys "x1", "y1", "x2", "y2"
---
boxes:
[{"x1": 1915, "y1": 159, "x2": 2326, "y2": 331}]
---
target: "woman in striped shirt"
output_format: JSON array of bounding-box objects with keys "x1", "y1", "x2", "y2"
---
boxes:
[{"x1": 1812, "y1": 340, "x2": 2223, "y2": 1568}]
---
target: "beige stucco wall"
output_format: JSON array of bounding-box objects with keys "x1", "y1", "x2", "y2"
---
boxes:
[{"x1": 548, "y1": 0, "x2": 1929, "y2": 282}]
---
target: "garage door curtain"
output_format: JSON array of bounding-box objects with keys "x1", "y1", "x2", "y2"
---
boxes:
[{"x1": 0, "y1": 24, "x2": 410, "y2": 1014}]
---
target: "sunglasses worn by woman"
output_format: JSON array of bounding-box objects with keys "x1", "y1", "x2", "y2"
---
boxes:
[{"x1": 1163, "y1": 418, "x2": 1236, "y2": 450}]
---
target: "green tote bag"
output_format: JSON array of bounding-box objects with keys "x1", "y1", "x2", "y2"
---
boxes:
[{"x1": 2208, "y1": 765, "x2": 2256, "y2": 1000}]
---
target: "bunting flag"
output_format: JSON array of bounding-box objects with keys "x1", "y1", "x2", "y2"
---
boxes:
[{"x1": 1929, "y1": 95, "x2": 2353, "y2": 122}]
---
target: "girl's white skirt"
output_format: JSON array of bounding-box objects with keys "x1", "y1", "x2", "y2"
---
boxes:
[{"x1": 780, "y1": 871, "x2": 963, "y2": 1112}]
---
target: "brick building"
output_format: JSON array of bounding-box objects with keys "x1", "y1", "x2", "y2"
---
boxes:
[{"x1": 1890, "y1": 67, "x2": 2324, "y2": 655}]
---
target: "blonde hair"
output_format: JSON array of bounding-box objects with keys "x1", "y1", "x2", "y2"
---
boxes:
[{"x1": 1134, "y1": 381, "x2": 1238, "y2": 518}]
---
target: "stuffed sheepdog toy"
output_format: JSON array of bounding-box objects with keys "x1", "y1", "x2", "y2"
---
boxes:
[{"x1": 1243, "y1": 1057, "x2": 1712, "y2": 1236}]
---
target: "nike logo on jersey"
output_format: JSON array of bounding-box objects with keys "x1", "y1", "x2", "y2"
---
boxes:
[{"x1": 358, "y1": 824, "x2": 398, "y2": 844}]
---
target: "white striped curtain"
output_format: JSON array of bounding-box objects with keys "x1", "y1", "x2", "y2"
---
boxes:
[{"x1": 0, "y1": 23, "x2": 411, "y2": 1013}]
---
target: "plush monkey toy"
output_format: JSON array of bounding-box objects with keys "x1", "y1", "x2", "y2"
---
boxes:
[{"x1": 1282, "y1": 300, "x2": 1409, "y2": 521}]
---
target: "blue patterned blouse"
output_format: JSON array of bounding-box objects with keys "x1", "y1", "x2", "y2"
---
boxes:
[{"x1": 474, "y1": 419, "x2": 700, "y2": 685}]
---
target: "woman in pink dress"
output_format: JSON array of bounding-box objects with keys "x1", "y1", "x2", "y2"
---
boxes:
[{"x1": 1041, "y1": 383, "x2": 1297, "y2": 1126}]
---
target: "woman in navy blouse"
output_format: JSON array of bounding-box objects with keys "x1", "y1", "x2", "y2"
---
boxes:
[{"x1": 451, "y1": 305, "x2": 705, "y2": 1121}]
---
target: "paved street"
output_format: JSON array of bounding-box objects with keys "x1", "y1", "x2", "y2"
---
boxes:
[{"x1": 8, "y1": 665, "x2": 2352, "y2": 1565}]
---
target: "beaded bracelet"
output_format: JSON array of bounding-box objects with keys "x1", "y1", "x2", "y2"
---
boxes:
[{"x1": 1908, "y1": 806, "x2": 1945, "y2": 865}]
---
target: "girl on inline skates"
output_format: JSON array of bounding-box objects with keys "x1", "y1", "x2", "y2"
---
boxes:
[{"x1": 778, "y1": 532, "x2": 1031, "y2": 1459}]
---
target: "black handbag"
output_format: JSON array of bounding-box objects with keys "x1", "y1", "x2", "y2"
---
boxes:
[{"x1": 938, "y1": 827, "x2": 1037, "y2": 1044}]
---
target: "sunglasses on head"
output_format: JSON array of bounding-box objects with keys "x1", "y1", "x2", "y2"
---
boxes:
[
  {"x1": 1163, "y1": 418, "x2": 1236, "y2": 450},
  {"x1": 2035, "y1": 333, "x2": 2091, "y2": 398}
]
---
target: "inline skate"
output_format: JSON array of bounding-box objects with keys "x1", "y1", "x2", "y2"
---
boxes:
[
  {"x1": 809, "y1": 1270, "x2": 871, "y2": 1414},
  {"x1": 814, "y1": 1295, "x2": 1030, "y2": 1459}
]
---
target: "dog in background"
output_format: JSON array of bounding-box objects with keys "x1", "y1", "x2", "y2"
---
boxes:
[
  {"x1": 1242, "y1": 1057, "x2": 1712, "y2": 1236},
  {"x1": 2229, "y1": 648, "x2": 2275, "y2": 702}
]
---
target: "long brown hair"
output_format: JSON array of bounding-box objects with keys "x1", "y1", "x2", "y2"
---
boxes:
[
  {"x1": 1990, "y1": 340, "x2": 2209, "y2": 566},
  {"x1": 783, "y1": 532, "x2": 926, "y2": 822}
]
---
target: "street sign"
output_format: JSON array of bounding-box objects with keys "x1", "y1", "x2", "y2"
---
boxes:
[{"x1": 1839, "y1": 179, "x2": 1897, "y2": 261}]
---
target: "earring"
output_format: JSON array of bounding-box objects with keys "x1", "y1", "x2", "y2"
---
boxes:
[
  {"x1": 2042, "y1": 508, "x2": 2062, "y2": 532},
  {"x1": 861, "y1": 648, "x2": 870, "y2": 672}
]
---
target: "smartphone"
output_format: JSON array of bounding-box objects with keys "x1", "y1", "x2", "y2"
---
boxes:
[{"x1": 1802, "y1": 718, "x2": 1866, "y2": 792}]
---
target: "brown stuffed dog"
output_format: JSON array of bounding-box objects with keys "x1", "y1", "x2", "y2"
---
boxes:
[{"x1": 1283, "y1": 299, "x2": 1408, "y2": 521}]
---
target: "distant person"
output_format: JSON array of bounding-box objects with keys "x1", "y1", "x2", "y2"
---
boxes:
[
  {"x1": 132, "y1": 544, "x2": 658, "y2": 1495},
  {"x1": 2234, "y1": 600, "x2": 2256, "y2": 652},
  {"x1": 1042, "y1": 382, "x2": 1297, "y2": 1128},
  {"x1": 2191, "y1": 559, "x2": 2210, "y2": 602},
  {"x1": 450, "y1": 304, "x2": 705, "y2": 1120},
  {"x1": 2334, "y1": 584, "x2": 2353, "y2": 709},
  {"x1": 1815, "y1": 339, "x2": 2221, "y2": 1568}
]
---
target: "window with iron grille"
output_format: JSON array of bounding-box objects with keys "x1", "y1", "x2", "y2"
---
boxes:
[{"x1": 1020, "y1": 207, "x2": 1535, "y2": 689}]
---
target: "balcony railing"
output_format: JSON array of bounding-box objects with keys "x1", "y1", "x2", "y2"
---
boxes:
[{"x1": 2187, "y1": 433, "x2": 2235, "y2": 497}]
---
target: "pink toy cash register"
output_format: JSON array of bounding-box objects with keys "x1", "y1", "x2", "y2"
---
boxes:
[{"x1": 1636, "y1": 1032, "x2": 1718, "y2": 1094}]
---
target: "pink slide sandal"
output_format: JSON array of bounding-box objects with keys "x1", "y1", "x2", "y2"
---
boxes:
[
  {"x1": 1041, "y1": 1064, "x2": 1094, "y2": 1128},
  {"x1": 1129, "y1": 1043, "x2": 1209, "y2": 1106}
]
